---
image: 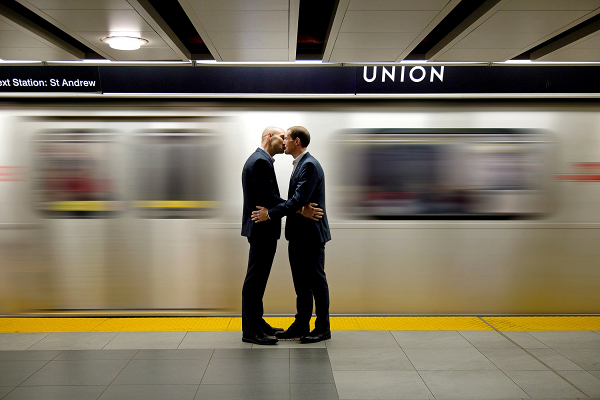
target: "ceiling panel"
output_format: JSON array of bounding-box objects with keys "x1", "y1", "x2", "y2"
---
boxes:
[
  {"x1": 334, "y1": 32, "x2": 417, "y2": 49},
  {"x1": 189, "y1": 0, "x2": 288, "y2": 11},
  {"x1": 327, "y1": 0, "x2": 459, "y2": 62},
  {"x1": 0, "y1": 46, "x2": 77, "y2": 60},
  {"x1": 0, "y1": 30, "x2": 47, "y2": 47},
  {"x1": 330, "y1": 47, "x2": 407, "y2": 62},
  {"x1": 431, "y1": 0, "x2": 600, "y2": 61},
  {"x1": 41, "y1": 9, "x2": 150, "y2": 32},
  {"x1": 340, "y1": 11, "x2": 439, "y2": 33},
  {"x1": 25, "y1": 0, "x2": 132, "y2": 10},
  {"x1": 16, "y1": 0, "x2": 187, "y2": 60},
  {"x1": 539, "y1": 30, "x2": 600, "y2": 61},
  {"x1": 0, "y1": 7, "x2": 79, "y2": 60},
  {"x1": 500, "y1": 0, "x2": 600, "y2": 11},
  {"x1": 542, "y1": 47, "x2": 600, "y2": 61},
  {"x1": 180, "y1": 0, "x2": 293, "y2": 61},
  {"x1": 348, "y1": 0, "x2": 452, "y2": 11},
  {"x1": 195, "y1": 11, "x2": 287, "y2": 32},
  {"x1": 92, "y1": 46, "x2": 184, "y2": 61},
  {"x1": 436, "y1": 48, "x2": 521, "y2": 61},
  {"x1": 218, "y1": 47, "x2": 288, "y2": 61},
  {"x1": 210, "y1": 31, "x2": 287, "y2": 49},
  {"x1": 568, "y1": 32, "x2": 600, "y2": 47}
]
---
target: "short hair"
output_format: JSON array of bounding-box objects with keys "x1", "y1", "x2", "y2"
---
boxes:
[{"x1": 288, "y1": 126, "x2": 310, "y2": 147}]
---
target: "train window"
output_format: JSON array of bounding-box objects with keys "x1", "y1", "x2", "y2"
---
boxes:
[
  {"x1": 132, "y1": 132, "x2": 218, "y2": 218},
  {"x1": 33, "y1": 131, "x2": 118, "y2": 218},
  {"x1": 337, "y1": 129, "x2": 551, "y2": 219}
]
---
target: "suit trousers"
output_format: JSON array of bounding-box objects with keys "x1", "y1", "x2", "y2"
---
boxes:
[
  {"x1": 242, "y1": 238, "x2": 278, "y2": 334},
  {"x1": 288, "y1": 240, "x2": 330, "y2": 332}
]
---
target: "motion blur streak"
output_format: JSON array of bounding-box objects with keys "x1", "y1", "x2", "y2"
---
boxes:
[{"x1": 0, "y1": 100, "x2": 599, "y2": 315}]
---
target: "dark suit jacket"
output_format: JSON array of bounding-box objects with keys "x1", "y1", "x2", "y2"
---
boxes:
[
  {"x1": 269, "y1": 152, "x2": 331, "y2": 243},
  {"x1": 241, "y1": 149, "x2": 285, "y2": 240}
]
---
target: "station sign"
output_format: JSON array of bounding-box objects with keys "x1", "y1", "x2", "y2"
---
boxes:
[
  {"x1": 0, "y1": 65, "x2": 599, "y2": 96},
  {"x1": 0, "y1": 66, "x2": 100, "y2": 93}
]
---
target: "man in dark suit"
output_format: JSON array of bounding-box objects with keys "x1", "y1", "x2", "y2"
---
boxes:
[
  {"x1": 252, "y1": 126, "x2": 331, "y2": 344},
  {"x1": 241, "y1": 126, "x2": 322, "y2": 345}
]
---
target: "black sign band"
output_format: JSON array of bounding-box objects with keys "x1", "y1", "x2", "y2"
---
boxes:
[{"x1": 0, "y1": 65, "x2": 598, "y2": 96}]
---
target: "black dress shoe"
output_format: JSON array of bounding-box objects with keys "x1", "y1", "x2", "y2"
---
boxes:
[
  {"x1": 275, "y1": 322, "x2": 309, "y2": 340},
  {"x1": 242, "y1": 332, "x2": 278, "y2": 345},
  {"x1": 300, "y1": 330, "x2": 331, "y2": 344},
  {"x1": 261, "y1": 324, "x2": 284, "y2": 336}
]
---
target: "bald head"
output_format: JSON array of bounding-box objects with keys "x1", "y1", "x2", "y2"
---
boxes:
[
  {"x1": 261, "y1": 126, "x2": 285, "y2": 156},
  {"x1": 261, "y1": 126, "x2": 284, "y2": 144}
]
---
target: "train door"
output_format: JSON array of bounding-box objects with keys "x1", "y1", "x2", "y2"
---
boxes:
[
  {"x1": 128, "y1": 131, "x2": 218, "y2": 309},
  {"x1": 33, "y1": 130, "x2": 119, "y2": 310}
]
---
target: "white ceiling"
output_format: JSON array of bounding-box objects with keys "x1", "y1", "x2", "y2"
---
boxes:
[
  {"x1": 431, "y1": 0, "x2": 600, "y2": 61},
  {"x1": 1, "y1": 0, "x2": 600, "y2": 63}
]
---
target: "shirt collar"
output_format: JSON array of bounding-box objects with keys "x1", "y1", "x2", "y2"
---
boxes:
[
  {"x1": 292, "y1": 150, "x2": 308, "y2": 167},
  {"x1": 257, "y1": 147, "x2": 275, "y2": 163}
]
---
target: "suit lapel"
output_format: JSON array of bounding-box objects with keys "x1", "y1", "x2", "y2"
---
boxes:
[{"x1": 289, "y1": 152, "x2": 309, "y2": 196}]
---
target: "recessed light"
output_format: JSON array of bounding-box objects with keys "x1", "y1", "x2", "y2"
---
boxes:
[{"x1": 101, "y1": 36, "x2": 148, "y2": 51}]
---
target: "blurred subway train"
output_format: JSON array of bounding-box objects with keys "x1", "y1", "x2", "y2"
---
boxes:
[{"x1": 0, "y1": 99, "x2": 598, "y2": 316}]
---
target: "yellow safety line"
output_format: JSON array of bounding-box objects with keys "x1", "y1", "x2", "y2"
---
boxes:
[
  {"x1": 0, "y1": 316, "x2": 598, "y2": 333},
  {"x1": 483, "y1": 316, "x2": 600, "y2": 331}
]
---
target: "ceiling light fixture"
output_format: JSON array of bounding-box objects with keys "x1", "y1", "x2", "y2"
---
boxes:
[{"x1": 101, "y1": 36, "x2": 148, "y2": 50}]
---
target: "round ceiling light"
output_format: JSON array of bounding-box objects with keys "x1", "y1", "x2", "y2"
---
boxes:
[{"x1": 101, "y1": 36, "x2": 148, "y2": 50}]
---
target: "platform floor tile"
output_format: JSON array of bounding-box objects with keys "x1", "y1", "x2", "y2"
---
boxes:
[
  {"x1": 54, "y1": 349, "x2": 136, "y2": 360},
  {"x1": 99, "y1": 384, "x2": 198, "y2": 400},
  {"x1": 133, "y1": 349, "x2": 213, "y2": 360},
  {"x1": 476, "y1": 347, "x2": 548, "y2": 371},
  {"x1": 402, "y1": 347, "x2": 500, "y2": 371},
  {"x1": 0, "y1": 350, "x2": 60, "y2": 361},
  {"x1": 2, "y1": 385, "x2": 106, "y2": 400},
  {"x1": 526, "y1": 330, "x2": 600, "y2": 348},
  {"x1": 419, "y1": 370, "x2": 529, "y2": 398},
  {"x1": 0, "y1": 360, "x2": 48, "y2": 386},
  {"x1": 324, "y1": 331, "x2": 400, "y2": 349},
  {"x1": 559, "y1": 370, "x2": 600, "y2": 398},
  {"x1": 104, "y1": 331, "x2": 186, "y2": 350},
  {"x1": 194, "y1": 383, "x2": 290, "y2": 400},
  {"x1": 178, "y1": 331, "x2": 251, "y2": 349},
  {"x1": 200, "y1": 357, "x2": 289, "y2": 384},
  {"x1": 457, "y1": 330, "x2": 516, "y2": 349},
  {"x1": 500, "y1": 331, "x2": 549, "y2": 348},
  {"x1": 27, "y1": 332, "x2": 117, "y2": 350},
  {"x1": 21, "y1": 359, "x2": 129, "y2": 386},
  {"x1": 333, "y1": 370, "x2": 433, "y2": 399},
  {"x1": 327, "y1": 347, "x2": 415, "y2": 371},
  {"x1": 0, "y1": 387, "x2": 13, "y2": 399},
  {"x1": 503, "y1": 370, "x2": 586, "y2": 398},
  {"x1": 391, "y1": 330, "x2": 474, "y2": 349},
  {"x1": 290, "y1": 357, "x2": 335, "y2": 384},
  {"x1": 527, "y1": 348, "x2": 585, "y2": 371},
  {"x1": 111, "y1": 359, "x2": 209, "y2": 385},
  {"x1": 0, "y1": 333, "x2": 49, "y2": 350},
  {"x1": 551, "y1": 347, "x2": 600, "y2": 370},
  {"x1": 291, "y1": 383, "x2": 339, "y2": 400}
]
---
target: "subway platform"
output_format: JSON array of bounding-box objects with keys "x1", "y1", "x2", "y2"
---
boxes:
[{"x1": 0, "y1": 316, "x2": 599, "y2": 400}]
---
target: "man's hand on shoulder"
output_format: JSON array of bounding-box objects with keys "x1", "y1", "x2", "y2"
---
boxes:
[
  {"x1": 300, "y1": 203, "x2": 323, "y2": 221},
  {"x1": 252, "y1": 206, "x2": 269, "y2": 223}
]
